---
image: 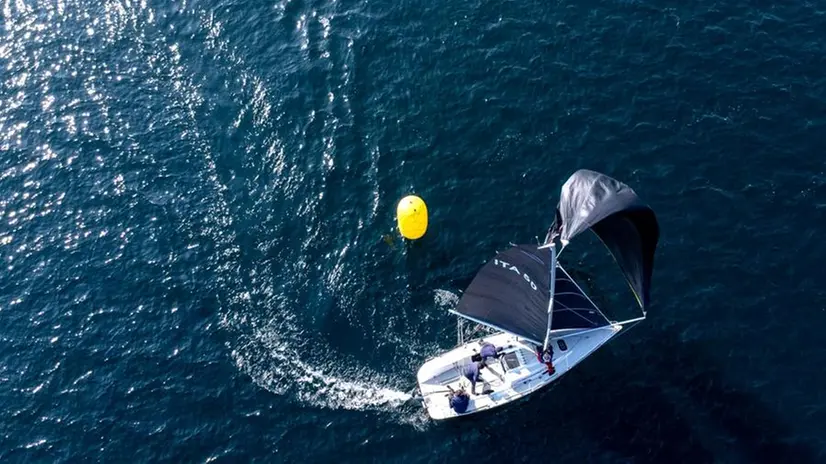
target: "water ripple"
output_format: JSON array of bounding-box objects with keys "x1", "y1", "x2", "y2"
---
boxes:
[{"x1": 2, "y1": 0, "x2": 826, "y2": 460}]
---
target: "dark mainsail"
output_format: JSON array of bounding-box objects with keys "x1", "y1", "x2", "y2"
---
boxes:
[
  {"x1": 546, "y1": 169, "x2": 659, "y2": 311},
  {"x1": 452, "y1": 245, "x2": 609, "y2": 345}
]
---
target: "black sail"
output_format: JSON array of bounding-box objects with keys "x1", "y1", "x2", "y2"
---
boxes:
[
  {"x1": 453, "y1": 245, "x2": 609, "y2": 344},
  {"x1": 548, "y1": 169, "x2": 660, "y2": 310}
]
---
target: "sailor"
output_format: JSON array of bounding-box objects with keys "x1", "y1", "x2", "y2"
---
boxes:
[
  {"x1": 536, "y1": 345, "x2": 556, "y2": 375},
  {"x1": 448, "y1": 386, "x2": 470, "y2": 413},
  {"x1": 471, "y1": 342, "x2": 505, "y2": 364},
  {"x1": 480, "y1": 342, "x2": 504, "y2": 362},
  {"x1": 462, "y1": 361, "x2": 482, "y2": 394}
]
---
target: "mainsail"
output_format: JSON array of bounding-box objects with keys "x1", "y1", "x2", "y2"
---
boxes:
[
  {"x1": 451, "y1": 244, "x2": 609, "y2": 345},
  {"x1": 546, "y1": 169, "x2": 659, "y2": 311}
]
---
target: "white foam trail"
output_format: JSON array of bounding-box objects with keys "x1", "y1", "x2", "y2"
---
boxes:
[
  {"x1": 185, "y1": 9, "x2": 424, "y2": 418},
  {"x1": 227, "y1": 320, "x2": 416, "y2": 413},
  {"x1": 433, "y1": 289, "x2": 460, "y2": 310}
]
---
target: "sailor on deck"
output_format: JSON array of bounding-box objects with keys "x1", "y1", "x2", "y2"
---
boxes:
[
  {"x1": 478, "y1": 342, "x2": 504, "y2": 363},
  {"x1": 471, "y1": 342, "x2": 505, "y2": 366},
  {"x1": 448, "y1": 386, "x2": 470, "y2": 413},
  {"x1": 536, "y1": 345, "x2": 556, "y2": 375},
  {"x1": 462, "y1": 348, "x2": 506, "y2": 396},
  {"x1": 461, "y1": 361, "x2": 482, "y2": 395}
]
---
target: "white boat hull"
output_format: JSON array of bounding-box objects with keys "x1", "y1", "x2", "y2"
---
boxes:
[{"x1": 416, "y1": 325, "x2": 622, "y2": 420}]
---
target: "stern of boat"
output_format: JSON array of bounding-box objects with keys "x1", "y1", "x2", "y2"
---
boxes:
[{"x1": 416, "y1": 326, "x2": 623, "y2": 420}]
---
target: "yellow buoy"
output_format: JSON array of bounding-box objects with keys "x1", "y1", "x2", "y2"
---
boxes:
[{"x1": 396, "y1": 195, "x2": 428, "y2": 240}]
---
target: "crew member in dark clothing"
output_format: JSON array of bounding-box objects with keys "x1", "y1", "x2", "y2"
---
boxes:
[
  {"x1": 536, "y1": 345, "x2": 556, "y2": 375},
  {"x1": 480, "y1": 342, "x2": 503, "y2": 362},
  {"x1": 471, "y1": 342, "x2": 505, "y2": 364},
  {"x1": 448, "y1": 386, "x2": 470, "y2": 413},
  {"x1": 462, "y1": 361, "x2": 482, "y2": 394}
]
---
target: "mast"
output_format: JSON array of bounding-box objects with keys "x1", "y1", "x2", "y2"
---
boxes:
[{"x1": 542, "y1": 243, "x2": 557, "y2": 351}]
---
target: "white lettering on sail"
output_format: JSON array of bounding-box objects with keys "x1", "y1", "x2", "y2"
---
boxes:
[
  {"x1": 523, "y1": 273, "x2": 538, "y2": 290},
  {"x1": 493, "y1": 259, "x2": 538, "y2": 291}
]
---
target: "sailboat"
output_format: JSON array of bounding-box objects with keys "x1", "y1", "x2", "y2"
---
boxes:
[{"x1": 416, "y1": 169, "x2": 660, "y2": 420}]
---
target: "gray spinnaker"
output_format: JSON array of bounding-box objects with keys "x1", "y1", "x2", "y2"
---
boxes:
[{"x1": 546, "y1": 169, "x2": 660, "y2": 310}]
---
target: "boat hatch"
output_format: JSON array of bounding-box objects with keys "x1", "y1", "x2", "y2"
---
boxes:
[
  {"x1": 557, "y1": 339, "x2": 568, "y2": 351},
  {"x1": 502, "y1": 351, "x2": 521, "y2": 370}
]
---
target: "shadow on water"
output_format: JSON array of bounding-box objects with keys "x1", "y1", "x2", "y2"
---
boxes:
[
  {"x1": 642, "y1": 325, "x2": 820, "y2": 464},
  {"x1": 390, "y1": 241, "x2": 820, "y2": 462},
  {"x1": 430, "y1": 323, "x2": 820, "y2": 464}
]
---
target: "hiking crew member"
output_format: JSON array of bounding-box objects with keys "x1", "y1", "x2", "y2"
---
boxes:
[
  {"x1": 479, "y1": 342, "x2": 503, "y2": 362},
  {"x1": 448, "y1": 385, "x2": 470, "y2": 413},
  {"x1": 536, "y1": 345, "x2": 556, "y2": 375},
  {"x1": 462, "y1": 361, "x2": 482, "y2": 394}
]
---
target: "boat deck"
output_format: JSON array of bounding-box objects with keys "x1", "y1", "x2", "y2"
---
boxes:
[{"x1": 416, "y1": 327, "x2": 620, "y2": 420}]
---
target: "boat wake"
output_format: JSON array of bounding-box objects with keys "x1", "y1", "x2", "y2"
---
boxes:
[
  {"x1": 433, "y1": 288, "x2": 460, "y2": 309},
  {"x1": 124, "y1": 0, "x2": 445, "y2": 425},
  {"x1": 191, "y1": 14, "x2": 424, "y2": 423},
  {"x1": 221, "y1": 287, "x2": 460, "y2": 425},
  {"x1": 227, "y1": 318, "x2": 416, "y2": 412}
]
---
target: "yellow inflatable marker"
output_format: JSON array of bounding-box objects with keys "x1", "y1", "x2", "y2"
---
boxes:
[{"x1": 396, "y1": 195, "x2": 428, "y2": 240}]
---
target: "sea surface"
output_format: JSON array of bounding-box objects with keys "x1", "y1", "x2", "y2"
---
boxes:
[{"x1": 2, "y1": 0, "x2": 826, "y2": 462}]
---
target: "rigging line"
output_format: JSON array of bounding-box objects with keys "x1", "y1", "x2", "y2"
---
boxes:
[
  {"x1": 610, "y1": 316, "x2": 645, "y2": 344},
  {"x1": 558, "y1": 270, "x2": 611, "y2": 322},
  {"x1": 552, "y1": 306, "x2": 605, "y2": 326},
  {"x1": 554, "y1": 290, "x2": 588, "y2": 296},
  {"x1": 517, "y1": 248, "x2": 546, "y2": 266}
]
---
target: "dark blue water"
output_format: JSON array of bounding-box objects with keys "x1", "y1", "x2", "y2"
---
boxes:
[{"x1": 2, "y1": 0, "x2": 825, "y2": 461}]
